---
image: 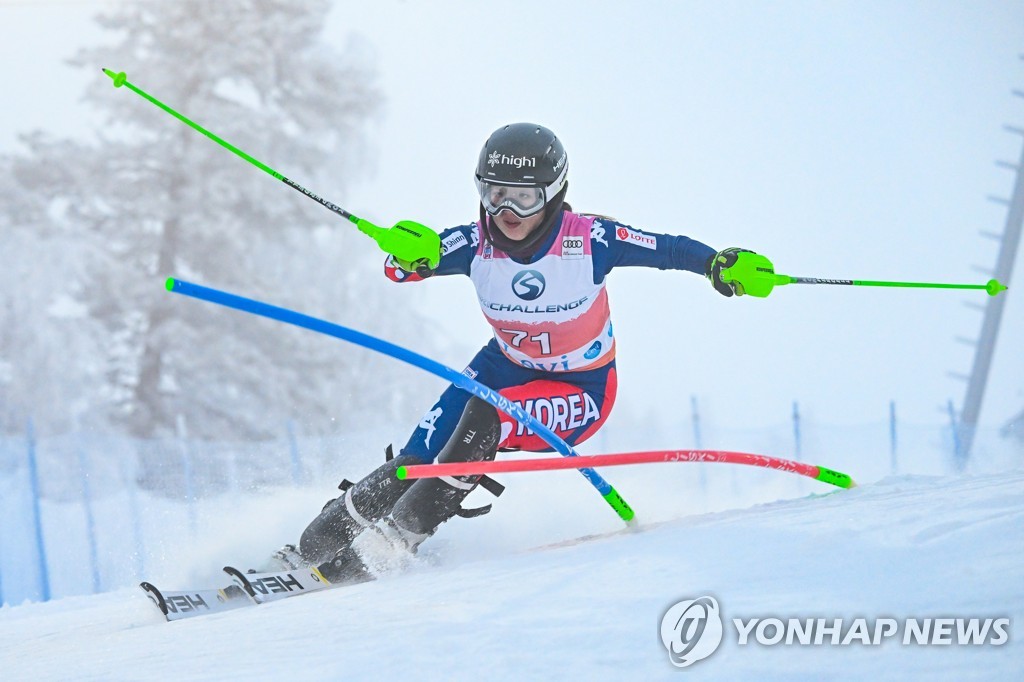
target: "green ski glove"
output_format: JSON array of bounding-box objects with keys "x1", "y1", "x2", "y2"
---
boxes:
[
  {"x1": 359, "y1": 219, "x2": 441, "y2": 271},
  {"x1": 706, "y1": 248, "x2": 778, "y2": 298}
]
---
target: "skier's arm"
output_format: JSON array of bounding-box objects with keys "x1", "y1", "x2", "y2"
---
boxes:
[
  {"x1": 385, "y1": 224, "x2": 476, "y2": 282},
  {"x1": 590, "y1": 219, "x2": 716, "y2": 278},
  {"x1": 590, "y1": 219, "x2": 766, "y2": 297}
]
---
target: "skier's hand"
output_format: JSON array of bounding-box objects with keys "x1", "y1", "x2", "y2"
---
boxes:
[
  {"x1": 705, "y1": 248, "x2": 778, "y2": 298},
  {"x1": 379, "y1": 220, "x2": 441, "y2": 270},
  {"x1": 389, "y1": 255, "x2": 435, "y2": 279},
  {"x1": 706, "y1": 247, "x2": 753, "y2": 296}
]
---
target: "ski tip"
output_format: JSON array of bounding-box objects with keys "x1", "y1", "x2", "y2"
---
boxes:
[
  {"x1": 165, "y1": 277, "x2": 177, "y2": 292},
  {"x1": 139, "y1": 581, "x2": 169, "y2": 616}
]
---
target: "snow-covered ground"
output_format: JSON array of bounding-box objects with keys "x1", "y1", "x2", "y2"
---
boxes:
[{"x1": 1, "y1": 465, "x2": 1021, "y2": 680}]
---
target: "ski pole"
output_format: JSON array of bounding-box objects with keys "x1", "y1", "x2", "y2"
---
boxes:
[
  {"x1": 101, "y1": 68, "x2": 440, "y2": 267},
  {"x1": 718, "y1": 252, "x2": 1008, "y2": 298},
  {"x1": 772, "y1": 276, "x2": 1008, "y2": 295},
  {"x1": 397, "y1": 449, "x2": 856, "y2": 489},
  {"x1": 165, "y1": 278, "x2": 636, "y2": 524}
]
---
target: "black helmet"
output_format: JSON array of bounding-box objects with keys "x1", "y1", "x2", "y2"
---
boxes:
[{"x1": 475, "y1": 123, "x2": 569, "y2": 257}]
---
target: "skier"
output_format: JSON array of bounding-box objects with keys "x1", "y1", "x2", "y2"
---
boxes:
[{"x1": 286, "y1": 123, "x2": 763, "y2": 581}]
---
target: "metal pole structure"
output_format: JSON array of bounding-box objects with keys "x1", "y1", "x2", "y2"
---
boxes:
[{"x1": 957, "y1": 75, "x2": 1024, "y2": 466}]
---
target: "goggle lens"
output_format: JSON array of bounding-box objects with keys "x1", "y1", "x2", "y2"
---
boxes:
[{"x1": 477, "y1": 181, "x2": 545, "y2": 218}]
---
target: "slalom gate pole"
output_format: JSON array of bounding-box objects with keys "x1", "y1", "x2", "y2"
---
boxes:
[
  {"x1": 165, "y1": 278, "x2": 636, "y2": 523},
  {"x1": 102, "y1": 69, "x2": 440, "y2": 266},
  {"x1": 397, "y1": 450, "x2": 856, "y2": 489}
]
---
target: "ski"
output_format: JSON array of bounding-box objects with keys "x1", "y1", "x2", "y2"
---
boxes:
[
  {"x1": 222, "y1": 565, "x2": 335, "y2": 604},
  {"x1": 140, "y1": 565, "x2": 339, "y2": 621},
  {"x1": 140, "y1": 581, "x2": 252, "y2": 622}
]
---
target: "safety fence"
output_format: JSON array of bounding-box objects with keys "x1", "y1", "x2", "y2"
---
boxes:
[{"x1": 0, "y1": 413, "x2": 1018, "y2": 607}]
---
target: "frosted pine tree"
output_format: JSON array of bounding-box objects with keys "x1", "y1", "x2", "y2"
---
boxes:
[{"x1": 1, "y1": 1, "x2": 436, "y2": 450}]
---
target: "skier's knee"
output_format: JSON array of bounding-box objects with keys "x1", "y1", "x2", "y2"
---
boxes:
[
  {"x1": 436, "y1": 396, "x2": 501, "y2": 464},
  {"x1": 386, "y1": 397, "x2": 503, "y2": 544}
]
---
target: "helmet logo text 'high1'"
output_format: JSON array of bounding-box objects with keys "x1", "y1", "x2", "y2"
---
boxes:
[{"x1": 488, "y1": 151, "x2": 537, "y2": 169}]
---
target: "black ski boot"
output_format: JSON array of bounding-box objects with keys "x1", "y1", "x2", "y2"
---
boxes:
[
  {"x1": 345, "y1": 397, "x2": 505, "y2": 575},
  {"x1": 297, "y1": 449, "x2": 421, "y2": 567}
]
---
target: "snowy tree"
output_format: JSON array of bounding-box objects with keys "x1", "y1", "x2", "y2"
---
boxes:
[{"x1": 0, "y1": 1, "x2": 437, "y2": 446}]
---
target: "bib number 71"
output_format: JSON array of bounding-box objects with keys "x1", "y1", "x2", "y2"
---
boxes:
[{"x1": 500, "y1": 328, "x2": 552, "y2": 355}]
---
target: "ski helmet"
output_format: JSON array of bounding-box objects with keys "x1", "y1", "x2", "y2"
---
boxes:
[{"x1": 475, "y1": 123, "x2": 569, "y2": 256}]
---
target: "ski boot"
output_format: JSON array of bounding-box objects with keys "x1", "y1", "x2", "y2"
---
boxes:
[
  {"x1": 296, "y1": 447, "x2": 421, "y2": 565},
  {"x1": 319, "y1": 397, "x2": 505, "y2": 582}
]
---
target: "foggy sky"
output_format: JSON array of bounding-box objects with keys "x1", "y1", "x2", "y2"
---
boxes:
[{"x1": 2, "y1": 0, "x2": 1022, "y2": 437}]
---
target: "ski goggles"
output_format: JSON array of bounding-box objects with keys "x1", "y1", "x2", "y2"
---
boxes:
[{"x1": 476, "y1": 180, "x2": 547, "y2": 219}]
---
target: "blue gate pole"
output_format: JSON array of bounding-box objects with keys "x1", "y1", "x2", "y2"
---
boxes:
[
  {"x1": 1, "y1": 445, "x2": 5, "y2": 606},
  {"x1": 286, "y1": 420, "x2": 302, "y2": 486},
  {"x1": 0, "y1": 526, "x2": 5, "y2": 606},
  {"x1": 947, "y1": 400, "x2": 962, "y2": 467},
  {"x1": 690, "y1": 395, "x2": 707, "y2": 493},
  {"x1": 165, "y1": 278, "x2": 635, "y2": 523},
  {"x1": 175, "y1": 415, "x2": 198, "y2": 537},
  {"x1": 118, "y1": 451, "x2": 146, "y2": 580},
  {"x1": 76, "y1": 443, "x2": 103, "y2": 594},
  {"x1": 792, "y1": 401, "x2": 802, "y2": 462},
  {"x1": 26, "y1": 419, "x2": 51, "y2": 602},
  {"x1": 889, "y1": 400, "x2": 898, "y2": 475}
]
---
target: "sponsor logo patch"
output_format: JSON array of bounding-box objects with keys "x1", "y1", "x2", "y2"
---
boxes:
[
  {"x1": 419, "y1": 407, "x2": 443, "y2": 449},
  {"x1": 561, "y1": 235, "x2": 584, "y2": 259},
  {"x1": 616, "y1": 226, "x2": 657, "y2": 250},
  {"x1": 552, "y1": 150, "x2": 567, "y2": 173},
  {"x1": 511, "y1": 270, "x2": 546, "y2": 300},
  {"x1": 442, "y1": 232, "x2": 468, "y2": 255}
]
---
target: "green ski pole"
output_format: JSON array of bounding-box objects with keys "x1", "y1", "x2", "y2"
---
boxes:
[
  {"x1": 101, "y1": 68, "x2": 439, "y2": 267},
  {"x1": 772, "y1": 275, "x2": 1007, "y2": 296},
  {"x1": 718, "y1": 251, "x2": 1009, "y2": 298}
]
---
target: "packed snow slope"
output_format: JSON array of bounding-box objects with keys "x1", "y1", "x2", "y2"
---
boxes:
[{"x1": 1, "y1": 468, "x2": 1022, "y2": 680}]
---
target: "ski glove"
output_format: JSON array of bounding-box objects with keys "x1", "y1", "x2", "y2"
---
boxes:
[
  {"x1": 706, "y1": 248, "x2": 779, "y2": 298},
  {"x1": 706, "y1": 247, "x2": 753, "y2": 297},
  {"x1": 390, "y1": 255, "x2": 435, "y2": 279}
]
